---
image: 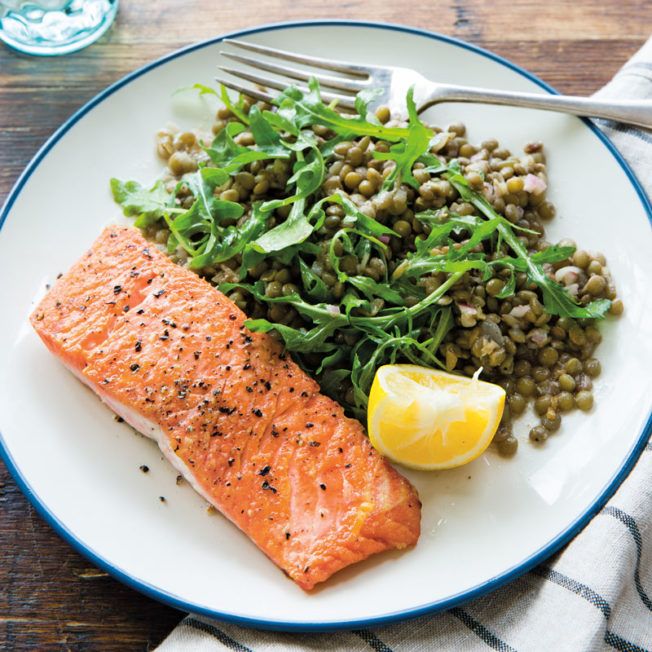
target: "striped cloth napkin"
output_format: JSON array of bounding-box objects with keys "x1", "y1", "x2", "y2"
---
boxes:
[{"x1": 157, "y1": 37, "x2": 652, "y2": 652}]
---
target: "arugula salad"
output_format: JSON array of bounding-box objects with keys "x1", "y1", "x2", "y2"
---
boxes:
[{"x1": 112, "y1": 80, "x2": 621, "y2": 455}]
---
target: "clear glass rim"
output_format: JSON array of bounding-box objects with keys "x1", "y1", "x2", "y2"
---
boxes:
[{"x1": 0, "y1": 0, "x2": 118, "y2": 57}]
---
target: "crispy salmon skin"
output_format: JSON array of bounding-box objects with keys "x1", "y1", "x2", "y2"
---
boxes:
[{"x1": 30, "y1": 226, "x2": 421, "y2": 589}]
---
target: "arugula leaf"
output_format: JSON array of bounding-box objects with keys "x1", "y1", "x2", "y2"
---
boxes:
[
  {"x1": 495, "y1": 269, "x2": 516, "y2": 299},
  {"x1": 110, "y1": 178, "x2": 180, "y2": 226},
  {"x1": 244, "y1": 318, "x2": 339, "y2": 353},
  {"x1": 453, "y1": 217, "x2": 501, "y2": 256},
  {"x1": 247, "y1": 105, "x2": 288, "y2": 157},
  {"x1": 239, "y1": 239, "x2": 321, "y2": 279},
  {"x1": 427, "y1": 306, "x2": 454, "y2": 357},
  {"x1": 205, "y1": 120, "x2": 288, "y2": 172},
  {"x1": 395, "y1": 256, "x2": 489, "y2": 280},
  {"x1": 249, "y1": 198, "x2": 312, "y2": 254},
  {"x1": 418, "y1": 152, "x2": 448, "y2": 175},
  {"x1": 354, "y1": 232, "x2": 374, "y2": 268},
  {"x1": 186, "y1": 82, "x2": 219, "y2": 97},
  {"x1": 341, "y1": 292, "x2": 371, "y2": 316},
  {"x1": 220, "y1": 281, "x2": 348, "y2": 326},
  {"x1": 212, "y1": 206, "x2": 268, "y2": 262},
  {"x1": 315, "y1": 348, "x2": 346, "y2": 374},
  {"x1": 539, "y1": 277, "x2": 611, "y2": 319},
  {"x1": 256, "y1": 147, "x2": 326, "y2": 216},
  {"x1": 328, "y1": 229, "x2": 354, "y2": 282},
  {"x1": 531, "y1": 245, "x2": 575, "y2": 265},
  {"x1": 289, "y1": 148, "x2": 325, "y2": 195},
  {"x1": 205, "y1": 121, "x2": 247, "y2": 164},
  {"x1": 372, "y1": 87, "x2": 433, "y2": 189},
  {"x1": 326, "y1": 193, "x2": 397, "y2": 237},
  {"x1": 349, "y1": 341, "x2": 387, "y2": 412},
  {"x1": 412, "y1": 214, "x2": 481, "y2": 252},
  {"x1": 354, "y1": 87, "x2": 383, "y2": 118},
  {"x1": 491, "y1": 245, "x2": 575, "y2": 274},
  {"x1": 194, "y1": 166, "x2": 230, "y2": 187},
  {"x1": 347, "y1": 275, "x2": 405, "y2": 305},
  {"x1": 184, "y1": 167, "x2": 238, "y2": 221},
  {"x1": 298, "y1": 257, "x2": 330, "y2": 302},
  {"x1": 273, "y1": 79, "x2": 410, "y2": 142},
  {"x1": 219, "y1": 84, "x2": 249, "y2": 124},
  {"x1": 262, "y1": 108, "x2": 300, "y2": 136}
]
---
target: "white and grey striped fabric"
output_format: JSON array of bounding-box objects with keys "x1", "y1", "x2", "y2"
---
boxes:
[{"x1": 157, "y1": 37, "x2": 652, "y2": 652}]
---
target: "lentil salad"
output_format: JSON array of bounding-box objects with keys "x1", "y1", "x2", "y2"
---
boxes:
[{"x1": 111, "y1": 80, "x2": 622, "y2": 457}]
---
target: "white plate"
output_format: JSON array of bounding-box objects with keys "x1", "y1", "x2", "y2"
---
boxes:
[{"x1": 1, "y1": 21, "x2": 651, "y2": 631}]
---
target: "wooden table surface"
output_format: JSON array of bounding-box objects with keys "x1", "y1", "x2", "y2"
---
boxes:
[{"x1": 1, "y1": 1, "x2": 650, "y2": 649}]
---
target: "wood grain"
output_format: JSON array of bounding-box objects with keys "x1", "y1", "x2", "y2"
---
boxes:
[{"x1": 1, "y1": 1, "x2": 649, "y2": 649}]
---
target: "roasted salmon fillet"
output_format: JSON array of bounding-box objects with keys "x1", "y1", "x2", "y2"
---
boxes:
[{"x1": 30, "y1": 226, "x2": 421, "y2": 589}]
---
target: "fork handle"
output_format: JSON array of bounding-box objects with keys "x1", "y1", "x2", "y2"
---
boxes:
[{"x1": 422, "y1": 84, "x2": 652, "y2": 130}]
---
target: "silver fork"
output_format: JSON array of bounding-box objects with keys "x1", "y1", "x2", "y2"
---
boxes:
[{"x1": 216, "y1": 39, "x2": 652, "y2": 129}]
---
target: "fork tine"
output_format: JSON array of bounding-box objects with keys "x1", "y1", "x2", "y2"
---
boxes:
[
  {"x1": 213, "y1": 75, "x2": 275, "y2": 105},
  {"x1": 218, "y1": 66, "x2": 357, "y2": 110},
  {"x1": 222, "y1": 39, "x2": 370, "y2": 78},
  {"x1": 221, "y1": 51, "x2": 364, "y2": 95}
]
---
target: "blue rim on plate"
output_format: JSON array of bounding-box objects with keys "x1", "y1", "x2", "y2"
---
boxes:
[{"x1": 1, "y1": 20, "x2": 651, "y2": 632}]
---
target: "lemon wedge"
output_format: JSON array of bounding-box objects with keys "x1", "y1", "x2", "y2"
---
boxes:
[{"x1": 367, "y1": 364, "x2": 505, "y2": 470}]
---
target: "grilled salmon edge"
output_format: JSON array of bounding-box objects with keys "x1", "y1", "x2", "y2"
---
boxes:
[
  {"x1": 63, "y1": 358, "x2": 217, "y2": 513},
  {"x1": 30, "y1": 225, "x2": 421, "y2": 590}
]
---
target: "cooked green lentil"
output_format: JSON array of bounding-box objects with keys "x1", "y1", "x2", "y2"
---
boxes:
[{"x1": 112, "y1": 81, "x2": 622, "y2": 458}]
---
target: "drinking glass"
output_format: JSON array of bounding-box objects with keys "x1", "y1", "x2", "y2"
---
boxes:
[{"x1": 0, "y1": 0, "x2": 118, "y2": 56}]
